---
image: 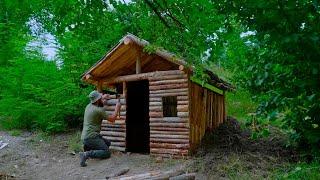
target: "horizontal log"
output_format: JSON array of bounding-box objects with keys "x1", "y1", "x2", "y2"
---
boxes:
[
  {"x1": 150, "y1": 127, "x2": 189, "y2": 131},
  {"x1": 149, "y1": 106, "x2": 162, "y2": 111},
  {"x1": 150, "y1": 134, "x2": 189, "y2": 139},
  {"x1": 101, "y1": 127, "x2": 125, "y2": 132},
  {"x1": 100, "y1": 131, "x2": 125, "y2": 137},
  {"x1": 106, "y1": 99, "x2": 126, "y2": 105},
  {"x1": 102, "y1": 136, "x2": 125, "y2": 142},
  {"x1": 150, "y1": 123, "x2": 189, "y2": 128},
  {"x1": 150, "y1": 148, "x2": 189, "y2": 155},
  {"x1": 150, "y1": 92, "x2": 188, "y2": 97},
  {"x1": 104, "y1": 70, "x2": 184, "y2": 84},
  {"x1": 148, "y1": 74, "x2": 187, "y2": 81},
  {"x1": 149, "y1": 97, "x2": 161, "y2": 102},
  {"x1": 150, "y1": 143, "x2": 189, "y2": 149},
  {"x1": 102, "y1": 119, "x2": 126, "y2": 124},
  {"x1": 149, "y1": 112, "x2": 163, "y2": 118},
  {"x1": 150, "y1": 130, "x2": 189, "y2": 135},
  {"x1": 150, "y1": 79, "x2": 188, "y2": 86},
  {"x1": 106, "y1": 111, "x2": 126, "y2": 116},
  {"x1": 111, "y1": 142, "x2": 125, "y2": 147},
  {"x1": 150, "y1": 88, "x2": 188, "y2": 95},
  {"x1": 113, "y1": 171, "x2": 162, "y2": 180},
  {"x1": 150, "y1": 138, "x2": 189, "y2": 144},
  {"x1": 177, "y1": 100, "x2": 189, "y2": 105},
  {"x1": 109, "y1": 146, "x2": 125, "y2": 152},
  {"x1": 107, "y1": 95, "x2": 125, "y2": 99},
  {"x1": 101, "y1": 124, "x2": 126, "y2": 129},
  {"x1": 149, "y1": 102, "x2": 162, "y2": 106},
  {"x1": 177, "y1": 112, "x2": 189, "y2": 118},
  {"x1": 177, "y1": 96, "x2": 188, "y2": 100},
  {"x1": 105, "y1": 106, "x2": 126, "y2": 111},
  {"x1": 170, "y1": 173, "x2": 196, "y2": 180},
  {"x1": 177, "y1": 105, "x2": 188, "y2": 112},
  {"x1": 148, "y1": 169, "x2": 185, "y2": 180},
  {"x1": 149, "y1": 117, "x2": 188, "y2": 123}
]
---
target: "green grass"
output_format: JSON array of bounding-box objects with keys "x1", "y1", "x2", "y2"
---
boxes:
[
  {"x1": 8, "y1": 129, "x2": 22, "y2": 136},
  {"x1": 67, "y1": 131, "x2": 82, "y2": 153},
  {"x1": 226, "y1": 89, "x2": 258, "y2": 123},
  {"x1": 272, "y1": 161, "x2": 320, "y2": 180}
]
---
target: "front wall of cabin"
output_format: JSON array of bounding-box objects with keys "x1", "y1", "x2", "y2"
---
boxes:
[
  {"x1": 100, "y1": 70, "x2": 190, "y2": 157},
  {"x1": 99, "y1": 70, "x2": 226, "y2": 157}
]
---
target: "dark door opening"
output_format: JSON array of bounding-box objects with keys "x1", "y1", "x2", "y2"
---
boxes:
[{"x1": 126, "y1": 80, "x2": 150, "y2": 153}]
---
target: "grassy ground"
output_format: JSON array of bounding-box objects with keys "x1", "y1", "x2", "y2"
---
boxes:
[
  {"x1": 226, "y1": 89, "x2": 258, "y2": 123},
  {"x1": 225, "y1": 89, "x2": 320, "y2": 179}
]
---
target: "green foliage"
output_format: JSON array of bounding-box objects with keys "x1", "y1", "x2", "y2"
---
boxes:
[
  {"x1": 226, "y1": 89, "x2": 258, "y2": 122},
  {"x1": 214, "y1": 0, "x2": 320, "y2": 156},
  {"x1": 273, "y1": 161, "x2": 320, "y2": 180},
  {"x1": 0, "y1": 0, "x2": 319, "y2": 158}
]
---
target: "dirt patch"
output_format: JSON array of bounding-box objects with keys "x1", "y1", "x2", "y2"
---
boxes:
[
  {"x1": 0, "y1": 131, "x2": 187, "y2": 180},
  {"x1": 188, "y1": 117, "x2": 297, "y2": 179},
  {"x1": 0, "y1": 117, "x2": 297, "y2": 179}
]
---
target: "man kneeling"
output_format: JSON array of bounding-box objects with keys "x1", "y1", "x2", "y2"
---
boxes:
[{"x1": 80, "y1": 90, "x2": 121, "y2": 167}]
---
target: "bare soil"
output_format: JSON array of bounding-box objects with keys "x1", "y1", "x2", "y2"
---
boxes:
[{"x1": 0, "y1": 117, "x2": 297, "y2": 180}]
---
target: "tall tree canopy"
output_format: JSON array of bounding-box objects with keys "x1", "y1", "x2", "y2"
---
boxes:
[{"x1": 0, "y1": 0, "x2": 318, "y2": 155}]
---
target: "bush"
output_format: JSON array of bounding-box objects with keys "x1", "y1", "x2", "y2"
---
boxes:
[{"x1": 0, "y1": 57, "x2": 91, "y2": 133}]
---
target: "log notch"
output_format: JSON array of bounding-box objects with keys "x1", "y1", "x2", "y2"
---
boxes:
[
  {"x1": 100, "y1": 94, "x2": 126, "y2": 152},
  {"x1": 188, "y1": 81, "x2": 226, "y2": 153},
  {"x1": 148, "y1": 70, "x2": 190, "y2": 157}
]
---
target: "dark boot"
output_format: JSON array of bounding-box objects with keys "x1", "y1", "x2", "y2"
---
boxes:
[{"x1": 79, "y1": 152, "x2": 89, "y2": 167}]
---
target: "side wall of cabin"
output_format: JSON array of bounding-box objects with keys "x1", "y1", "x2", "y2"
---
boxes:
[{"x1": 189, "y1": 81, "x2": 226, "y2": 152}]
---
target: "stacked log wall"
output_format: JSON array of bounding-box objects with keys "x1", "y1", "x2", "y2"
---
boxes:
[
  {"x1": 100, "y1": 94, "x2": 126, "y2": 152},
  {"x1": 148, "y1": 70, "x2": 189, "y2": 158},
  {"x1": 189, "y1": 81, "x2": 226, "y2": 152}
]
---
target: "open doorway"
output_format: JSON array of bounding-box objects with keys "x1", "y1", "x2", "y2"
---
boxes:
[{"x1": 126, "y1": 80, "x2": 150, "y2": 153}]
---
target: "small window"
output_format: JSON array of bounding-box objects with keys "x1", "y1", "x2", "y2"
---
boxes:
[{"x1": 162, "y1": 96, "x2": 177, "y2": 117}]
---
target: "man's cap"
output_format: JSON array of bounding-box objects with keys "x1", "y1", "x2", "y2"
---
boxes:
[{"x1": 88, "y1": 90, "x2": 102, "y2": 103}]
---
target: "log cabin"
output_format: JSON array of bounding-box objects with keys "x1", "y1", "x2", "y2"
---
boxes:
[{"x1": 81, "y1": 34, "x2": 233, "y2": 158}]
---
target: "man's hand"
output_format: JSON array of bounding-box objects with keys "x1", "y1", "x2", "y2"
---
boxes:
[{"x1": 107, "y1": 101, "x2": 121, "y2": 123}]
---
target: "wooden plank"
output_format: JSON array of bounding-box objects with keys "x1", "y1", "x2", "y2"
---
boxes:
[
  {"x1": 148, "y1": 74, "x2": 187, "y2": 81},
  {"x1": 149, "y1": 79, "x2": 188, "y2": 86},
  {"x1": 150, "y1": 130, "x2": 189, "y2": 135},
  {"x1": 177, "y1": 112, "x2": 189, "y2": 118},
  {"x1": 150, "y1": 138, "x2": 189, "y2": 144},
  {"x1": 150, "y1": 88, "x2": 188, "y2": 95},
  {"x1": 109, "y1": 146, "x2": 125, "y2": 152},
  {"x1": 150, "y1": 142, "x2": 189, "y2": 149},
  {"x1": 103, "y1": 70, "x2": 184, "y2": 84},
  {"x1": 150, "y1": 134, "x2": 189, "y2": 139},
  {"x1": 111, "y1": 142, "x2": 126, "y2": 147},
  {"x1": 177, "y1": 96, "x2": 188, "y2": 100},
  {"x1": 149, "y1": 83, "x2": 188, "y2": 91},
  {"x1": 100, "y1": 131, "x2": 125, "y2": 137},
  {"x1": 149, "y1": 117, "x2": 188, "y2": 123},
  {"x1": 149, "y1": 111, "x2": 163, "y2": 118},
  {"x1": 150, "y1": 127, "x2": 189, "y2": 131},
  {"x1": 150, "y1": 123, "x2": 189, "y2": 128},
  {"x1": 150, "y1": 92, "x2": 188, "y2": 97},
  {"x1": 102, "y1": 136, "x2": 125, "y2": 142}
]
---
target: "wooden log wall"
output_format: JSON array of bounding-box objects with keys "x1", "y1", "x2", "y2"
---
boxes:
[
  {"x1": 189, "y1": 81, "x2": 226, "y2": 152},
  {"x1": 148, "y1": 70, "x2": 190, "y2": 157},
  {"x1": 100, "y1": 94, "x2": 126, "y2": 152}
]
